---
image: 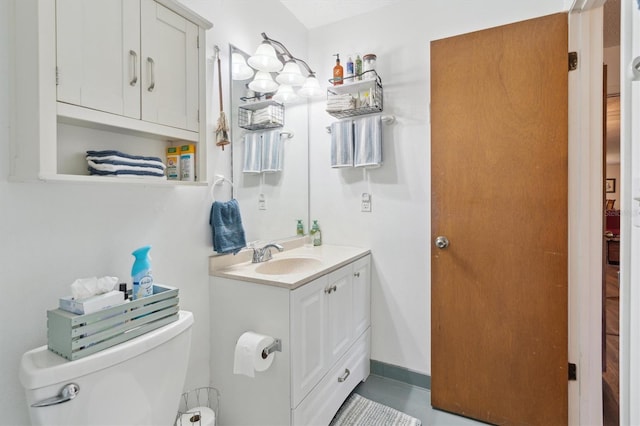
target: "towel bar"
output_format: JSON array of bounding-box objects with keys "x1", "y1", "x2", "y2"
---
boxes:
[{"x1": 326, "y1": 114, "x2": 395, "y2": 133}]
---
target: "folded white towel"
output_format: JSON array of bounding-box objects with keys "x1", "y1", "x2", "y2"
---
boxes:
[
  {"x1": 330, "y1": 120, "x2": 354, "y2": 168},
  {"x1": 243, "y1": 132, "x2": 262, "y2": 173},
  {"x1": 261, "y1": 130, "x2": 283, "y2": 173},
  {"x1": 354, "y1": 115, "x2": 382, "y2": 168}
]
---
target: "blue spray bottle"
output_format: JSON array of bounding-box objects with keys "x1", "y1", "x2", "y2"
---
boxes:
[{"x1": 131, "y1": 245, "x2": 153, "y2": 300}]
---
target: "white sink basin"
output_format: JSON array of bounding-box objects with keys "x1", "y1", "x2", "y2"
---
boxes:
[{"x1": 255, "y1": 257, "x2": 323, "y2": 275}]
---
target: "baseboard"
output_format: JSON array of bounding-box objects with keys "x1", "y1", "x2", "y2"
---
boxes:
[{"x1": 369, "y1": 360, "x2": 431, "y2": 390}]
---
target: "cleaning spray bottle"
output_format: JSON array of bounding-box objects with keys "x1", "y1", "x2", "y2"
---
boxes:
[{"x1": 131, "y1": 245, "x2": 153, "y2": 300}]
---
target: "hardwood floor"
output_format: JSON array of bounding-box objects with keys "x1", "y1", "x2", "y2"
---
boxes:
[{"x1": 603, "y1": 263, "x2": 619, "y2": 426}]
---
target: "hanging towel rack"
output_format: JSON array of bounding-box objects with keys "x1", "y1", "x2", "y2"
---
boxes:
[
  {"x1": 325, "y1": 114, "x2": 395, "y2": 133},
  {"x1": 280, "y1": 130, "x2": 294, "y2": 139},
  {"x1": 210, "y1": 174, "x2": 233, "y2": 201}
]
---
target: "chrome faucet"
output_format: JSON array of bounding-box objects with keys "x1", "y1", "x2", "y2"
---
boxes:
[{"x1": 252, "y1": 243, "x2": 284, "y2": 263}]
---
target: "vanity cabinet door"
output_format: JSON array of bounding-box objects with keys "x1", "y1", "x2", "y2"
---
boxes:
[
  {"x1": 291, "y1": 275, "x2": 329, "y2": 408},
  {"x1": 325, "y1": 265, "x2": 354, "y2": 367},
  {"x1": 352, "y1": 255, "x2": 371, "y2": 338},
  {"x1": 56, "y1": 0, "x2": 140, "y2": 118},
  {"x1": 140, "y1": 0, "x2": 199, "y2": 131}
]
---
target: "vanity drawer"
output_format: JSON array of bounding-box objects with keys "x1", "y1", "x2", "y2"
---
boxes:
[{"x1": 291, "y1": 328, "x2": 370, "y2": 426}]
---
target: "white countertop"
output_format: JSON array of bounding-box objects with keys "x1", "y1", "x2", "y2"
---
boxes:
[{"x1": 209, "y1": 242, "x2": 370, "y2": 289}]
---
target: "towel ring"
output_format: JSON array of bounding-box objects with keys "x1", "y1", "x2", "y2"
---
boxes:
[{"x1": 211, "y1": 174, "x2": 233, "y2": 201}]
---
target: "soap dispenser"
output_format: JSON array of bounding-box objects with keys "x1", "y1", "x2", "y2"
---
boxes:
[
  {"x1": 296, "y1": 219, "x2": 305, "y2": 236},
  {"x1": 310, "y1": 220, "x2": 322, "y2": 246},
  {"x1": 333, "y1": 54, "x2": 343, "y2": 86},
  {"x1": 131, "y1": 245, "x2": 153, "y2": 300}
]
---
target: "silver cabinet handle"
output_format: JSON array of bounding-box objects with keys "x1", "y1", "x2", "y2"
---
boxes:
[
  {"x1": 435, "y1": 236, "x2": 449, "y2": 249},
  {"x1": 31, "y1": 383, "x2": 79, "y2": 408},
  {"x1": 147, "y1": 57, "x2": 155, "y2": 92},
  {"x1": 353, "y1": 272, "x2": 360, "y2": 277},
  {"x1": 129, "y1": 50, "x2": 138, "y2": 86},
  {"x1": 338, "y1": 368, "x2": 350, "y2": 383},
  {"x1": 324, "y1": 285, "x2": 338, "y2": 294}
]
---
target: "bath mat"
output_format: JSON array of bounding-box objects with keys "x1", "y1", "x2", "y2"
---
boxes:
[{"x1": 330, "y1": 393, "x2": 422, "y2": 426}]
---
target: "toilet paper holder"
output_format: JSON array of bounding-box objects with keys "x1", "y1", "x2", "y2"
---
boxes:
[{"x1": 261, "y1": 338, "x2": 282, "y2": 359}]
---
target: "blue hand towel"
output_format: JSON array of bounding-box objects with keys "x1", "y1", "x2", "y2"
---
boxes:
[{"x1": 210, "y1": 199, "x2": 247, "y2": 254}]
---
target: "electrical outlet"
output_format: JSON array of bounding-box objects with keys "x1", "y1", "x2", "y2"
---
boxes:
[
  {"x1": 361, "y1": 193, "x2": 372, "y2": 212},
  {"x1": 258, "y1": 194, "x2": 266, "y2": 210}
]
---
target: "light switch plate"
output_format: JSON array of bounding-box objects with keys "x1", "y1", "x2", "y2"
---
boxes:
[{"x1": 258, "y1": 194, "x2": 266, "y2": 210}]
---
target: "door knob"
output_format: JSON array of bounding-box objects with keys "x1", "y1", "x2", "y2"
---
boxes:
[{"x1": 435, "y1": 236, "x2": 449, "y2": 249}]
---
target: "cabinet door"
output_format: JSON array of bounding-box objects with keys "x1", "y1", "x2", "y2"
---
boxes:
[
  {"x1": 291, "y1": 275, "x2": 328, "y2": 408},
  {"x1": 352, "y1": 255, "x2": 371, "y2": 338},
  {"x1": 140, "y1": 0, "x2": 199, "y2": 131},
  {"x1": 325, "y1": 265, "x2": 354, "y2": 367},
  {"x1": 56, "y1": 0, "x2": 140, "y2": 118}
]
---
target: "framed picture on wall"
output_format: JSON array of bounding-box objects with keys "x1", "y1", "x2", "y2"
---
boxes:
[{"x1": 606, "y1": 178, "x2": 616, "y2": 193}]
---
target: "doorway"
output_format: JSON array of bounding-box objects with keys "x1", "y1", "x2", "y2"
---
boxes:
[{"x1": 602, "y1": 1, "x2": 620, "y2": 425}]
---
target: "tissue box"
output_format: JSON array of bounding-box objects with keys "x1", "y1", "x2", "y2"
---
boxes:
[{"x1": 59, "y1": 290, "x2": 125, "y2": 315}]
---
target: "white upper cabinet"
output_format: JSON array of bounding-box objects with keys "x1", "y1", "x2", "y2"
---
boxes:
[
  {"x1": 56, "y1": 0, "x2": 141, "y2": 119},
  {"x1": 56, "y1": 0, "x2": 199, "y2": 132},
  {"x1": 12, "y1": 0, "x2": 211, "y2": 183},
  {"x1": 140, "y1": 0, "x2": 199, "y2": 131}
]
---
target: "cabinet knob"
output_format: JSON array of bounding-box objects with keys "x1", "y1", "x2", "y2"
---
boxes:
[
  {"x1": 324, "y1": 285, "x2": 337, "y2": 294},
  {"x1": 353, "y1": 272, "x2": 360, "y2": 277}
]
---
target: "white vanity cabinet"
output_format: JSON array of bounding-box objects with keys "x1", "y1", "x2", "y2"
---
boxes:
[
  {"x1": 209, "y1": 252, "x2": 371, "y2": 426},
  {"x1": 12, "y1": 0, "x2": 211, "y2": 183}
]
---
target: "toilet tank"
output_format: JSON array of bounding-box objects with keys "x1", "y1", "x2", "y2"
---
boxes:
[{"x1": 20, "y1": 310, "x2": 194, "y2": 426}]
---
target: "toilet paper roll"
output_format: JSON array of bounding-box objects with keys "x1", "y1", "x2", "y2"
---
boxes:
[
  {"x1": 233, "y1": 331, "x2": 275, "y2": 377},
  {"x1": 175, "y1": 406, "x2": 215, "y2": 426}
]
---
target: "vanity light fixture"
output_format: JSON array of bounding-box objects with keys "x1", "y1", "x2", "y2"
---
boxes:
[
  {"x1": 231, "y1": 52, "x2": 254, "y2": 80},
  {"x1": 248, "y1": 32, "x2": 323, "y2": 99}
]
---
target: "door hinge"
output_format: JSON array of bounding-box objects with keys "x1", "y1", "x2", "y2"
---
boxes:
[
  {"x1": 568, "y1": 363, "x2": 577, "y2": 380},
  {"x1": 568, "y1": 52, "x2": 578, "y2": 71},
  {"x1": 197, "y1": 35, "x2": 199, "y2": 49},
  {"x1": 55, "y1": 66, "x2": 59, "y2": 85}
]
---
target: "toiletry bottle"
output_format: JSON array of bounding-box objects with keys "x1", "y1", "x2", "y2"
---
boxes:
[
  {"x1": 296, "y1": 219, "x2": 305, "y2": 236},
  {"x1": 355, "y1": 54, "x2": 363, "y2": 80},
  {"x1": 310, "y1": 220, "x2": 322, "y2": 246},
  {"x1": 166, "y1": 146, "x2": 180, "y2": 180},
  {"x1": 333, "y1": 54, "x2": 343, "y2": 85},
  {"x1": 346, "y1": 56, "x2": 354, "y2": 81},
  {"x1": 131, "y1": 245, "x2": 153, "y2": 300},
  {"x1": 179, "y1": 143, "x2": 196, "y2": 181}
]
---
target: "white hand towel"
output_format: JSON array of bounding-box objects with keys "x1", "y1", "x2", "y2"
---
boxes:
[
  {"x1": 354, "y1": 115, "x2": 382, "y2": 168},
  {"x1": 261, "y1": 130, "x2": 283, "y2": 173},
  {"x1": 243, "y1": 133, "x2": 262, "y2": 173},
  {"x1": 330, "y1": 120, "x2": 354, "y2": 168}
]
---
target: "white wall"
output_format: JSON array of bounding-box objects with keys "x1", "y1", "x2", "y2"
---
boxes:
[
  {"x1": 0, "y1": 1, "x2": 306, "y2": 424},
  {"x1": 307, "y1": 0, "x2": 568, "y2": 375}
]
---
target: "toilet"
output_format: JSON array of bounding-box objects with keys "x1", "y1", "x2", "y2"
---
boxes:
[{"x1": 20, "y1": 310, "x2": 194, "y2": 426}]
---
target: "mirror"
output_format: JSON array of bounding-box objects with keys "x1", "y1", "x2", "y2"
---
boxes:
[{"x1": 229, "y1": 45, "x2": 309, "y2": 243}]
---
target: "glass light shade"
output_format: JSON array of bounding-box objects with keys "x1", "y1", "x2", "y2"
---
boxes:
[
  {"x1": 247, "y1": 41, "x2": 283, "y2": 72},
  {"x1": 231, "y1": 53, "x2": 254, "y2": 80},
  {"x1": 248, "y1": 71, "x2": 279, "y2": 93},
  {"x1": 276, "y1": 61, "x2": 305, "y2": 86},
  {"x1": 273, "y1": 84, "x2": 299, "y2": 103},
  {"x1": 297, "y1": 75, "x2": 323, "y2": 98}
]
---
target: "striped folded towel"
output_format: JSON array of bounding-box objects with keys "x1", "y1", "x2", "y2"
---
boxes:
[{"x1": 86, "y1": 150, "x2": 166, "y2": 178}]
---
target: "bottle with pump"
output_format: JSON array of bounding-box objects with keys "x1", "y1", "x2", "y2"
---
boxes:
[
  {"x1": 346, "y1": 56, "x2": 354, "y2": 81},
  {"x1": 355, "y1": 54, "x2": 363, "y2": 80},
  {"x1": 333, "y1": 54, "x2": 344, "y2": 85},
  {"x1": 310, "y1": 220, "x2": 322, "y2": 246},
  {"x1": 131, "y1": 245, "x2": 153, "y2": 300},
  {"x1": 296, "y1": 219, "x2": 305, "y2": 236}
]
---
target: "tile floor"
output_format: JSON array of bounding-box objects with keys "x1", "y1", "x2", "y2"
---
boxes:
[{"x1": 353, "y1": 375, "x2": 486, "y2": 425}]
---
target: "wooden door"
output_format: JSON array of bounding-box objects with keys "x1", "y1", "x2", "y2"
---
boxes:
[
  {"x1": 56, "y1": 0, "x2": 140, "y2": 118},
  {"x1": 141, "y1": 0, "x2": 199, "y2": 131},
  {"x1": 431, "y1": 13, "x2": 568, "y2": 425}
]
